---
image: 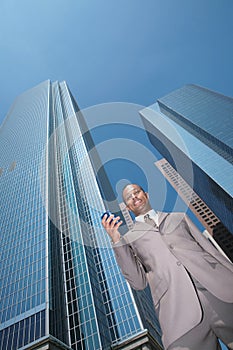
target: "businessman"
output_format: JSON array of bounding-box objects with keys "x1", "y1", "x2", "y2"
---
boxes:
[{"x1": 102, "y1": 184, "x2": 233, "y2": 350}]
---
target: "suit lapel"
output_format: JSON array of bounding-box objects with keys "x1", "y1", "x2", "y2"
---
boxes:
[{"x1": 157, "y1": 211, "x2": 169, "y2": 227}]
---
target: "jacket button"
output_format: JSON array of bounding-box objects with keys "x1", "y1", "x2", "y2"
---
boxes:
[
  {"x1": 169, "y1": 244, "x2": 174, "y2": 249},
  {"x1": 176, "y1": 261, "x2": 181, "y2": 266}
]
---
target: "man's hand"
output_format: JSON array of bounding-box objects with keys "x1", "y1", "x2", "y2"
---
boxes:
[{"x1": 101, "y1": 214, "x2": 122, "y2": 243}]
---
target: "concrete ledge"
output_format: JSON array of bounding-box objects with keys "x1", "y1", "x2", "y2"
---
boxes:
[{"x1": 111, "y1": 330, "x2": 163, "y2": 350}]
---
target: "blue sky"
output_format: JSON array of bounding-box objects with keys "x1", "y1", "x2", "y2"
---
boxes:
[
  {"x1": 0, "y1": 1, "x2": 232, "y2": 348},
  {"x1": 1, "y1": 0, "x2": 233, "y2": 122},
  {"x1": 1, "y1": 0, "x2": 232, "y2": 209}
]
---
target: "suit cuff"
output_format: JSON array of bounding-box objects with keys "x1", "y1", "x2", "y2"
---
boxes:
[{"x1": 111, "y1": 236, "x2": 123, "y2": 246}]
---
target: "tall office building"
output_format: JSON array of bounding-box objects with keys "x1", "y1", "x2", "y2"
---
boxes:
[
  {"x1": 140, "y1": 84, "x2": 233, "y2": 236},
  {"x1": 0, "y1": 81, "x2": 162, "y2": 350},
  {"x1": 155, "y1": 158, "x2": 233, "y2": 262},
  {"x1": 119, "y1": 203, "x2": 134, "y2": 231}
]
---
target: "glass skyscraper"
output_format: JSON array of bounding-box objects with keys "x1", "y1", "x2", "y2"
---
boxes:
[
  {"x1": 140, "y1": 84, "x2": 233, "y2": 236},
  {"x1": 0, "y1": 81, "x2": 162, "y2": 350}
]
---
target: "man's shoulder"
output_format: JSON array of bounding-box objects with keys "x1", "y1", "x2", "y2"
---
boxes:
[
  {"x1": 157, "y1": 211, "x2": 185, "y2": 221},
  {"x1": 157, "y1": 211, "x2": 187, "y2": 233},
  {"x1": 157, "y1": 211, "x2": 185, "y2": 216}
]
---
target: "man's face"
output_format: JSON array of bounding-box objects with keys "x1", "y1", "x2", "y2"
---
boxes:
[{"x1": 123, "y1": 184, "x2": 151, "y2": 216}]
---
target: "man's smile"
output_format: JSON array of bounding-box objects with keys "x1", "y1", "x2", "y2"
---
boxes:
[
  {"x1": 133, "y1": 199, "x2": 142, "y2": 206},
  {"x1": 122, "y1": 184, "x2": 151, "y2": 216}
]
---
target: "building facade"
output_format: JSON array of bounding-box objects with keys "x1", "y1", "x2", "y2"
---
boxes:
[
  {"x1": 155, "y1": 158, "x2": 233, "y2": 262},
  {"x1": 0, "y1": 81, "x2": 162, "y2": 350},
  {"x1": 119, "y1": 203, "x2": 134, "y2": 231},
  {"x1": 140, "y1": 84, "x2": 233, "y2": 236}
]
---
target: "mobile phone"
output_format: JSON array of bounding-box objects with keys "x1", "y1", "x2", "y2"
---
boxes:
[{"x1": 101, "y1": 211, "x2": 119, "y2": 224}]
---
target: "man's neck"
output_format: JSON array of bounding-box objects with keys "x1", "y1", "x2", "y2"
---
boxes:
[{"x1": 134, "y1": 206, "x2": 152, "y2": 217}]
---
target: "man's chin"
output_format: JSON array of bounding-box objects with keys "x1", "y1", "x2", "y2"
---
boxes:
[{"x1": 133, "y1": 204, "x2": 146, "y2": 214}]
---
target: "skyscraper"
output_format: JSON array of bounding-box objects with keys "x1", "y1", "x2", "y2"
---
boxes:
[
  {"x1": 140, "y1": 84, "x2": 233, "y2": 236},
  {"x1": 0, "y1": 81, "x2": 162, "y2": 350},
  {"x1": 119, "y1": 203, "x2": 134, "y2": 231},
  {"x1": 155, "y1": 158, "x2": 233, "y2": 262}
]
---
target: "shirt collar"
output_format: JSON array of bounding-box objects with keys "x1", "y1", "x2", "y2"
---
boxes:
[{"x1": 135, "y1": 209, "x2": 158, "y2": 225}]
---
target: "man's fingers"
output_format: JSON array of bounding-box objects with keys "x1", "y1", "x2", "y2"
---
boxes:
[
  {"x1": 101, "y1": 214, "x2": 113, "y2": 224},
  {"x1": 101, "y1": 214, "x2": 122, "y2": 229},
  {"x1": 101, "y1": 214, "x2": 108, "y2": 227},
  {"x1": 106, "y1": 214, "x2": 114, "y2": 224},
  {"x1": 109, "y1": 215, "x2": 121, "y2": 227},
  {"x1": 115, "y1": 220, "x2": 123, "y2": 229}
]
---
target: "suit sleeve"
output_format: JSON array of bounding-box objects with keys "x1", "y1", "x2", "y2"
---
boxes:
[{"x1": 113, "y1": 237, "x2": 148, "y2": 290}]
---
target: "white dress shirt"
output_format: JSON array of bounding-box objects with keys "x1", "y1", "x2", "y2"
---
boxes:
[{"x1": 135, "y1": 209, "x2": 159, "y2": 226}]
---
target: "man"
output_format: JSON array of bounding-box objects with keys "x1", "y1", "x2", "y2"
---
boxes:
[{"x1": 102, "y1": 184, "x2": 233, "y2": 350}]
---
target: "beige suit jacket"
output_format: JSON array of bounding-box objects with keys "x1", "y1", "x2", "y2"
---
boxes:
[{"x1": 113, "y1": 212, "x2": 233, "y2": 349}]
